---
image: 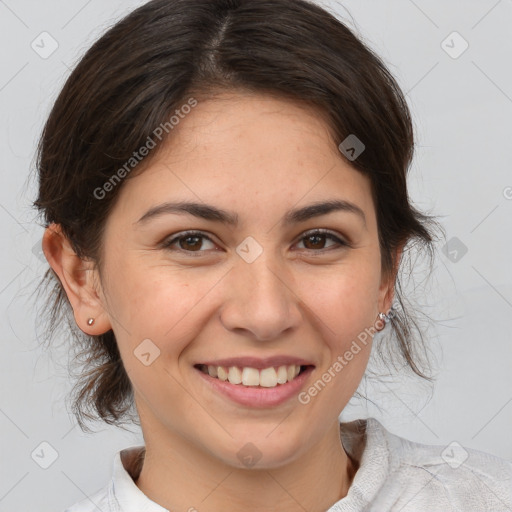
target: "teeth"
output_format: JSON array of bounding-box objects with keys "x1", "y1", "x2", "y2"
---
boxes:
[
  {"x1": 276, "y1": 365, "x2": 288, "y2": 384},
  {"x1": 217, "y1": 366, "x2": 228, "y2": 381},
  {"x1": 228, "y1": 366, "x2": 242, "y2": 384},
  {"x1": 259, "y1": 367, "x2": 277, "y2": 387},
  {"x1": 200, "y1": 364, "x2": 305, "y2": 388},
  {"x1": 242, "y1": 367, "x2": 259, "y2": 386}
]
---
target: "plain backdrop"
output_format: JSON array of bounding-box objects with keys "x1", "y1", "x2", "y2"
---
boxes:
[{"x1": 1, "y1": 1, "x2": 511, "y2": 511}]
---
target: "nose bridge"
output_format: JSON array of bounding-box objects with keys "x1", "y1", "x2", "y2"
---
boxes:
[
  {"x1": 221, "y1": 242, "x2": 301, "y2": 339},
  {"x1": 237, "y1": 243, "x2": 291, "y2": 304}
]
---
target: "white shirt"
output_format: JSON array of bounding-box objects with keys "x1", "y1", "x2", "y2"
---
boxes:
[{"x1": 64, "y1": 417, "x2": 512, "y2": 511}]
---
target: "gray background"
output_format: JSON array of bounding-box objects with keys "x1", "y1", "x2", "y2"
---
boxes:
[{"x1": 1, "y1": 1, "x2": 511, "y2": 511}]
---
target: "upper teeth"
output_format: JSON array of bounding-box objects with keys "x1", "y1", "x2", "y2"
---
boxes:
[{"x1": 202, "y1": 364, "x2": 302, "y2": 388}]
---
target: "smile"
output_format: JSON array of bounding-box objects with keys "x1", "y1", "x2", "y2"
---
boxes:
[
  {"x1": 195, "y1": 363, "x2": 309, "y2": 388},
  {"x1": 194, "y1": 362, "x2": 315, "y2": 408}
]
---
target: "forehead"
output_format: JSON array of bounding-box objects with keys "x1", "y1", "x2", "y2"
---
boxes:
[{"x1": 113, "y1": 92, "x2": 375, "y2": 226}]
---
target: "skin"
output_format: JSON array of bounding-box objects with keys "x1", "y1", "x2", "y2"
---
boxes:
[{"x1": 43, "y1": 91, "x2": 400, "y2": 512}]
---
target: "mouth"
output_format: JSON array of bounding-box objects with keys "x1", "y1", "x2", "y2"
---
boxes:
[{"x1": 194, "y1": 363, "x2": 313, "y2": 388}]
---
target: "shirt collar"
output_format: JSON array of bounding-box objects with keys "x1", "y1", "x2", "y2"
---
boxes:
[
  {"x1": 111, "y1": 446, "x2": 169, "y2": 512},
  {"x1": 330, "y1": 417, "x2": 391, "y2": 510}
]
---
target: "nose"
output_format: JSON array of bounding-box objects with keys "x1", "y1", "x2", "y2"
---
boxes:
[{"x1": 219, "y1": 250, "x2": 303, "y2": 341}]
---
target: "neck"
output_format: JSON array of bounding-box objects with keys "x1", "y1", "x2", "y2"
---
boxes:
[{"x1": 134, "y1": 420, "x2": 357, "y2": 512}]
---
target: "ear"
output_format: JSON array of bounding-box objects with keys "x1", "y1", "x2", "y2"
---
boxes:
[
  {"x1": 41, "y1": 223, "x2": 112, "y2": 335},
  {"x1": 377, "y1": 243, "x2": 404, "y2": 315}
]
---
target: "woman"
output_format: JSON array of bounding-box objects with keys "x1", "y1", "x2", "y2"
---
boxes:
[{"x1": 34, "y1": 0, "x2": 512, "y2": 510}]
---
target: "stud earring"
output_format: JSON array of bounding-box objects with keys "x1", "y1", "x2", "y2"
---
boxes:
[
  {"x1": 378, "y1": 312, "x2": 389, "y2": 323},
  {"x1": 87, "y1": 318, "x2": 95, "y2": 326}
]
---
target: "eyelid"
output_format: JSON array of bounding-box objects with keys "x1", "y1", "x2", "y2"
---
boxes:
[{"x1": 298, "y1": 228, "x2": 348, "y2": 243}]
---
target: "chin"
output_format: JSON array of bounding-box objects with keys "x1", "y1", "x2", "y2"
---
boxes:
[{"x1": 212, "y1": 426, "x2": 306, "y2": 470}]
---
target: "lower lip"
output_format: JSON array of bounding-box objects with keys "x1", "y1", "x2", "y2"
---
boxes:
[{"x1": 195, "y1": 366, "x2": 315, "y2": 408}]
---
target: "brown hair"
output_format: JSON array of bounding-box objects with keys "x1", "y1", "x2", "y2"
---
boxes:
[{"x1": 32, "y1": 0, "x2": 444, "y2": 431}]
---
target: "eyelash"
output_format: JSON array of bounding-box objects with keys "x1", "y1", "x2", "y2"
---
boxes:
[{"x1": 161, "y1": 229, "x2": 349, "y2": 256}]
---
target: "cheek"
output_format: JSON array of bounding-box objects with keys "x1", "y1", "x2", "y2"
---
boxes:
[
  {"x1": 108, "y1": 267, "x2": 219, "y2": 405},
  {"x1": 102, "y1": 253, "x2": 222, "y2": 358},
  {"x1": 298, "y1": 261, "x2": 380, "y2": 340}
]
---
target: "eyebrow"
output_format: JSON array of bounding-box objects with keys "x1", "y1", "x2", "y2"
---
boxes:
[{"x1": 135, "y1": 199, "x2": 366, "y2": 228}]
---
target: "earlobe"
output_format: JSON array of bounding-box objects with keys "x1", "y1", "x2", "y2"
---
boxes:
[{"x1": 41, "y1": 223, "x2": 111, "y2": 335}]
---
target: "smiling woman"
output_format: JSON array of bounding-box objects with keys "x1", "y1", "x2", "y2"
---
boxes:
[{"x1": 32, "y1": 0, "x2": 512, "y2": 511}]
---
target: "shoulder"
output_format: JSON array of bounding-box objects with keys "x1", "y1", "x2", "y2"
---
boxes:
[{"x1": 368, "y1": 418, "x2": 512, "y2": 511}]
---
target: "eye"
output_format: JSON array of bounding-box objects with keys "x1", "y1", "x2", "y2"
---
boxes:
[
  {"x1": 162, "y1": 231, "x2": 217, "y2": 254},
  {"x1": 295, "y1": 229, "x2": 348, "y2": 252},
  {"x1": 162, "y1": 228, "x2": 348, "y2": 256}
]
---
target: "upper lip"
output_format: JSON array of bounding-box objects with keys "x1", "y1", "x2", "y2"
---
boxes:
[{"x1": 195, "y1": 356, "x2": 315, "y2": 370}]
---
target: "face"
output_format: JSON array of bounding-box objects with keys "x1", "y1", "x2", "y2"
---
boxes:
[{"x1": 51, "y1": 91, "x2": 395, "y2": 469}]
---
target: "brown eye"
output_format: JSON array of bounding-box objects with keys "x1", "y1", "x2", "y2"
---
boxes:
[
  {"x1": 163, "y1": 231, "x2": 216, "y2": 253},
  {"x1": 178, "y1": 235, "x2": 203, "y2": 251},
  {"x1": 296, "y1": 229, "x2": 348, "y2": 251}
]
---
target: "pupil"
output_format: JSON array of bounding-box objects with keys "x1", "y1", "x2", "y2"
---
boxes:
[
  {"x1": 181, "y1": 236, "x2": 201, "y2": 251},
  {"x1": 306, "y1": 234, "x2": 324, "y2": 249}
]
